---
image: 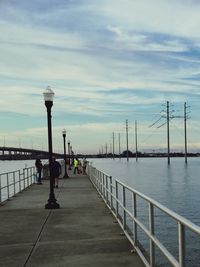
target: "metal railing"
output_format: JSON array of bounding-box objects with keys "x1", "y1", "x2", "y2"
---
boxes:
[
  {"x1": 0, "y1": 166, "x2": 36, "y2": 203},
  {"x1": 87, "y1": 164, "x2": 200, "y2": 267},
  {"x1": 0, "y1": 160, "x2": 66, "y2": 203}
]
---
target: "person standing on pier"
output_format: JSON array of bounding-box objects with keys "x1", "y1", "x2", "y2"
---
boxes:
[
  {"x1": 82, "y1": 158, "x2": 87, "y2": 175},
  {"x1": 35, "y1": 159, "x2": 43, "y2": 184},
  {"x1": 74, "y1": 158, "x2": 79, "y2": 174},
  {"x1": 52, "y1": 157, "x2": 62, "y2": 188}
]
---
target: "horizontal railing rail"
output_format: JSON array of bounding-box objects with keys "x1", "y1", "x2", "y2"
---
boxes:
[
  {"x1": 0, "y1": 166, "x2": 36, "y2": 203},
  {"x1": 87, "y1": 164, "x2": 200, "y2": 267},
  {"x1": 0, "y1": 160, "x2": 66, "y2": 203}
]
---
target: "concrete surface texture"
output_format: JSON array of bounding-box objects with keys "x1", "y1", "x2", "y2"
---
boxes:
[{"x1": 0, "y1": 172, "x2": 144, "y2": 267}]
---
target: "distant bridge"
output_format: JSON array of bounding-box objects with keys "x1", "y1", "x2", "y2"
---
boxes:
[
  {"x1": 0, "y1": 146, "x2": 97, "y2": 160},
  {"x1": 0, "y1": 146, "x2": 136, "y2": 160},
  {"x1": 0, "y1": 146, "x2": 63, "y2": 160}
]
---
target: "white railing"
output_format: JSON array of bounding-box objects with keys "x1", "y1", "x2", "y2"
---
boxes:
[
  {"x1": 0, "y1": 160, "x2": 67, "y2": 203},
  {"x1": 87, "y1": 164, "x2": 200, "y2": 267},
  {"x1": 0, "y1": 166, "x2": 36, "y2": 203}
]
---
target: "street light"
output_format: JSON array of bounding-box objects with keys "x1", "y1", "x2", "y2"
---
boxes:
[
  {"x1": 68, "y1": 140, "x2": 72, "y2": 170},
  {"x1": 43, "y1": 86, "x2": 60, "y2": 209},
  {"x1": 62, "y1": 128, "x2": 69, "y2": 178},
  {"x1": 70, "y1": 145, "x2": 74, "y2": 166}
]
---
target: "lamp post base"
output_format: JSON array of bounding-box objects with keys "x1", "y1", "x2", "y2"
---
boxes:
[
  {"x1": 63, "y1": 173, "x2": 69, "y2": 179},
  {"x1": 45, "y1": 199, "x2": 60, "y2": 209}
]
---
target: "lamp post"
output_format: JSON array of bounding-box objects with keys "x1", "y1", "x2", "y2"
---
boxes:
[
  {"x1": 43, "y1": 86, "x2": 60, "y2": 209},
  {"x1": 70, "y1": 145, "x2": 74, "y2": 166},
  {"x1": 62, "y1": 129, "x2": 69, "y2": 178},
  {"x1": 68, "y1": 140, "x2": 72, "y2": 170}
]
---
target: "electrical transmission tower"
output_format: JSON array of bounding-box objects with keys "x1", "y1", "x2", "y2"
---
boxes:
[
  {"x1": 149, "y1": 101, "x2": 191, "y2": 164},
  {"x1": 112, "y1": 132, "x2": 115, "y2": 160},
  {"x1": 125, "y1": 119, "x2": 129, "y2": 161},
  {"x1": 118, "y1": 133, "x2": 121, "y2": 159},
  {"x1": 184, "y1": 102, "x2": 191, "y2": 163},
  {"x1": 135, "y1": 120, "x2": 138, "y2": 162},
  {"x1": 149, "y1": 101, "x2": 174, "y2": 164}
]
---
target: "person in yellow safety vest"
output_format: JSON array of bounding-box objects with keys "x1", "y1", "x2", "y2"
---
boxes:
[{"x1": 74, "y1": 158, "x2": 79, "y2": 174}]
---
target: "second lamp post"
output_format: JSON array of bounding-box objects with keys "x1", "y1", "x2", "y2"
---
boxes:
[
  {"x1": 68, "y1": 140, "x2": 72, "y2": 170},
  {"x1": 43, "y1": 86, "x2": 60, "y2": 209},
  {"x1": 62, "y1": 129, "x2": 69, "y2": 178}
]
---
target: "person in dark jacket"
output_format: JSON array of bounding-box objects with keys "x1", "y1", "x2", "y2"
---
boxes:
[
  {"x1": 35, "y1": 159, "x2": 43, "y2": 184},
  {"x1": 51, "y1": 157, "x2": 62, "y2": 188}
]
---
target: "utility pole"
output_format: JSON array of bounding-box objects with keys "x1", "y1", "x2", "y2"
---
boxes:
[
  {"x1": 105, "y1": 143, "x2": 108, "y2": 158},
  {"x1": 150, "y1": 101, "x2": 189, "y2": 164},
  {"x1": 184, "y1": 102, "x2": 189, "y2": 164},
  {"x1": 167, "y1": 101, "x2": 170, "y2": 165},
  {"x1": 126, "y1": 119, "x2": 129, "y2": 161},
  {"x1": 135, "y1": 120, "x2": 138, "y2": 161},
  {"x1": 112, "y1": 132, "x2": 115, "y2": 160},
  {"x1": 118, "y1": 133, "x2": 121, "y2": 159}
]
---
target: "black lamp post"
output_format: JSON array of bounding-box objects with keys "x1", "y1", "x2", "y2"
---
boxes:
[
  {"x1": 62, "y1": 129, "x2": 69, "y2": 178},
  {"x1": 70, "y1": 145, "x2": 74, "y2": 166},
  {"x1": 68, "y1": 140, "x2": 72, "y2": 170},
  {"x1": 43, "y1": 86, "x2": 60, "y2": 209}
]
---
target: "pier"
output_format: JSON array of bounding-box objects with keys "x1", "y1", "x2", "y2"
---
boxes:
[{"x1": 0, "y1": 171, "x2": 144, "y2": 267}]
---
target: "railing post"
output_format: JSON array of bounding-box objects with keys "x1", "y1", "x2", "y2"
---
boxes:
[
  {"x1": 23, "y1": 169, "x2": 25, "y2": 190},
  {"x1": 19, "y1": 170, "x2": 22, "y2": 192},
  {"x1": 106, "y1": 175, "x2": 108, "y2": 203},
  {"x1": 27, "y1": 168, "x2": 29, "y2": 187},
  {"x1": 99, "y1": 171, "x2": 102, "y2": 195},
  {"x1": 28, "y1": 168, "x2": 30, "y2": 187},
  {"x1": 110, "y1": 176, "x2": 113, "y2": 210},
  {"x1": 34, "y1": 167, "x2": 36, "y2": 184},
  {"x1": 123, "y1": 186, "x2": 126, "y2": 230},
  {"x1": 7, "y1": 173, "x2": 10, "y2": 200},
  {"x1": 97, "y1": 169, "x2": 100, "y2": 190},
  {"x1": 132, "y1": 192, "x2": 137, "y2": 245},
  {"x1": 94, "y1": 168, "x2": 97, "y2": 188},
  {"x1": 149, "y1": 203, "x2": 155, "y2": 267},
  {"x1": 13, "y1": 172, "x2": 16, "y2": 195},
  {"x1": 30, "y1": 168, "x2": 35, "y2": 184},
  {"x1": 101, "y1": 173, "x2": 106, "y2": 199},
  {"x1": 178, "y1": 223, "x2": 186, "y2": 267},
  {"x1": 101, "y1": 172, "x2": 103, "y2": 196},
  {"x1": 115, "y1": 180, "x2": 119, "y2": 218}
]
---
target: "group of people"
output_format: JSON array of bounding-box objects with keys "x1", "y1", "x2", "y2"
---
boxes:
[
  {"x1": 35, "y1": 157, "x2": 61, "y2": 188},
  {"x1": 35, "y1": 157, "x2": 88, "y2": 187},
  {"x1": 73, "y1": 158, "x2": 87, "y2": 175}
]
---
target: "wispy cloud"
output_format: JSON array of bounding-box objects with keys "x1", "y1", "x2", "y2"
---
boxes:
[{"x1": 1, "y1": 0, "x2": 200, "y2": 152}]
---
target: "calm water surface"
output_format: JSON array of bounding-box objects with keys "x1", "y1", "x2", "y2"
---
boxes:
[
  {"x1": 91, "y1": 157, "x2": 200, "y2": 226},
  {"x1": 0, "y1": 160, "x2": 36, "y2": 174},
  {"x1": 91, "y1": 157, "x2": 200, "y2": 266}
]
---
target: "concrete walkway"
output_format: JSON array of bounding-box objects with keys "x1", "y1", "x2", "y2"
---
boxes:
[{"x1": 0, "y1": 172, "x2": 144, "y2": 267}]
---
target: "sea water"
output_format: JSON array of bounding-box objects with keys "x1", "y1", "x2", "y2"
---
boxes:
[{"x1": 91, "y1": 157, "x2": 200, "y2": 267}]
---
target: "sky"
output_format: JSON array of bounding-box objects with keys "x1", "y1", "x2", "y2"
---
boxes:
[{"x1": 1, "y1": 0, "x2": 200, "y2": 154}]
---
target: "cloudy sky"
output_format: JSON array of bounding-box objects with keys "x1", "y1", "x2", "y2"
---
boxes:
[{"x1": 1, "y1": 0, "x2": 200, "y2": 154}]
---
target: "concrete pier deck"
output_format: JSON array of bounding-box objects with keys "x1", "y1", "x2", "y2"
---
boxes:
[{"x1": 0, "y1": 172, "x2": 144, "y2": 267}]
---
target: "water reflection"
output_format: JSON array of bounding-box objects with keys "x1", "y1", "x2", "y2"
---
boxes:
[{"x1": 91, "y1": 157, "x2": 200, "y2": 225}]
